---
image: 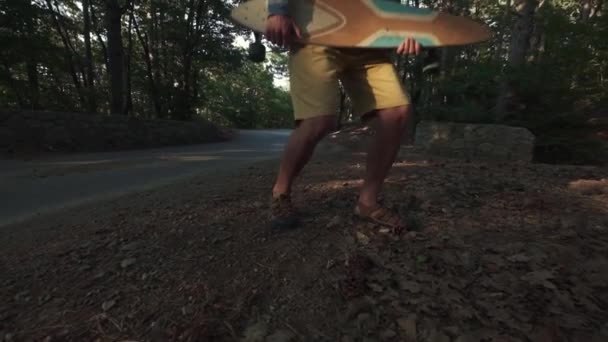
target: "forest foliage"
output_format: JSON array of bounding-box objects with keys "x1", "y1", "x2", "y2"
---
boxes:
[
  {"x1": 0, "y1": 0, "x2": 292, "y2": 128},
  {"x1": 395, "y1": 0, "x2": 608, "y2": 164},
  {"x1": 1, "y1": 0, "x2": 607, "y2": 162}
]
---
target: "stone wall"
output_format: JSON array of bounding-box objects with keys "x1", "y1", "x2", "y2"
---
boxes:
[
  {"x1": 414, "y1": 121, "x2": 536, "y2": 162},
  {"x1": 0, "y1": 110, "x2": 231, "y2": 156}
]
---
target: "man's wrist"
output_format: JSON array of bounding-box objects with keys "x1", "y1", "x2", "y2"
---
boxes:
[
  {"x1": 268, "y1": 13, "x2": 290, "y2": 19},
  {"x1": 268, "y1": 0, "x2": 289, "y2": 16}
]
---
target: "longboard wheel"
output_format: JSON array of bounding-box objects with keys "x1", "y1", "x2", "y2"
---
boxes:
[{"x1": 248, "y1": 41, "x2": 266, "y2": 63}]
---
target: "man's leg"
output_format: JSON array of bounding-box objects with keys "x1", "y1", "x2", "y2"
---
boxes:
[
  {"x1": 336, "y1": 47, "x2": 412, "y2": 231},
  {"x1": 357, "y1": 105, "x2": 412, "y2": 210},
  {"x1": 270, "y1": 115, "x2": 337, "y2": 229},
  {"x1": 343, "y1": 53, "x2": 411, "y2": 231},
  {"x1": 272, "y1": 115, "x2": 337, "y2": 198},
  {"x1": 270, "y1": 44, "x2": 341, "y2": 229}
]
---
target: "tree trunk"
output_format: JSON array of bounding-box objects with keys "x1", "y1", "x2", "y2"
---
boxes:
[
  {"x1": 152, "y1": 1, "x2": 162, "y2": 117},
  {"x1": 508, "y1": 0, "x2": 538, "y2": 67},
  {"x1": 105, "y1": 0, "x2": 126, "y2": 115},
  {"x1": 83, "y1": 0, "x2": 97, "y2": 113},
  {"x1": 152, "y1": 4, "x2": 170, "y2": 117},
  {"x1": 495, "y1": 0, "x2": 538, "y2": 120},
  {"x1": 579, "y1": 0, "x2": 603, "y2": 20},
  {"x1": 1, "y1": 61, "x2": 25, "y2": 108},
  {"x1": 590, "y1": 0, "x2": 603, "y2": 18},
  {"x1": 159, "y1": 8, "x2": 166, "y2": 78},
  {"x1": 177, "y1": 0, "x2": 197, "y2": 120},
  {"x1": 133, "y1": 10, "x2": 162, "y2": 117},
  {"x1": 90, "y1": 3, "x2": 109, "y2": 72},
  {"x1": 52, "y1": 0, "x2": 88, "y2": 94},
  {"x1": 123, "y1": 8, "x2": 134, "y2": 116},
  {"x1": 436, "y1": 47, "x2": 456, "y2": 106},
  {"x1": 23, "y1": 0, "x2": 40, "y2": 109},
  {"x1": 337, "y1": 83, "x2": 346, "y2": 128},
  {"x1": 580, "y1": 0, "x2": 592, "y2": 21},
  {"x1": 46, "y1": 0, "x2": 87, "y2": 110},
  {"x1": 26, "y1": 59, "x2": 40, "y2": 109},
  {"x1": 494, "y1": 0, "x2": 512, "y2": 62}
]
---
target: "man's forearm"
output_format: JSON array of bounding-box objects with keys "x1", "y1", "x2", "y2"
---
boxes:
[{"x1": 268, "y1": 0, "x2": 289, "y2": 15}]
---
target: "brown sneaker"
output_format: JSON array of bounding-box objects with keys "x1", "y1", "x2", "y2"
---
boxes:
[{"x1": 270, "y1": 194, "x2": 300, "y2": 229}]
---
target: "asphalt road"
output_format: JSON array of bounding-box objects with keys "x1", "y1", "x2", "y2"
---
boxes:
[{"x1": 0, "y1": 129, "x2": 293, "y2": 227}]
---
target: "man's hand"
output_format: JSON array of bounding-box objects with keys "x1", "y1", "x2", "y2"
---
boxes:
[
  {"x1": 265, "y1": 14, "x2": 302, "y2": 48},
  {"x1": 396, "y1": 37, "x2": 422, "y2": 55}
]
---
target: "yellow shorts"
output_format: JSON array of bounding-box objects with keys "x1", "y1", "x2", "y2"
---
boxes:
[{"x1": 288, "y1": 44, "x2": 410, "y2": 121}]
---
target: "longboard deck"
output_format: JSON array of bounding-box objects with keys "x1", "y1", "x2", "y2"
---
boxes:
[{"x1": 231, "y1": 0, "x2": 492, "y2": 48}]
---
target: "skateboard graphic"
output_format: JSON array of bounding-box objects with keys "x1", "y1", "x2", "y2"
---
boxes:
[{"x1": 231, "y1": 0, "x2": 492, "y2": 48}]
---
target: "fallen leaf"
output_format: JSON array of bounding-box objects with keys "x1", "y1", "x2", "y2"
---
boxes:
[
  {"x1": 356, "y1": 232, "x2": 370, "y2": 245},
  {"x1": 102, "y1": 300, "x2": 116, "y2": 311},
  {"x1": 326, "y1": 215, "x2": 342, "y2": 228},
  {"x1": 405, "y1": 232, "x2": 418, "y2": 240},
  {"x1": 456, "y1": 329, "x2": 509, "y2": 342},
  {"x1": 265, "y1": 329, "x2": 295, "y2": 342},
  {"x1": 428, "y1": 329, "x2": 450, "y2": 342},
  {"x1": 485, "y1": 263, "x2": 500, "y2": 273},
  {"x1": 396, "y1": 314, "x2": 417, "y2": 342},
  {"x1": 452, "y1": 306, "x2": 476, "y2": 320},
  {"x1": 526, "y1": 325, "x2": 564, "y2": 342},
  {"x1": 120, "y1": 258, "x2": 136, "y2": 269},
  {"x1": 356, "y1": 312, "x2": 376, "y2": 333},
  {"x1": 342, "y1": 297, "x2": 373, "y2": 322},
  {"x1": 507, "y1": 253, "x2": 531, "y2": 263},
  {"x1": 367, "y1": 282, "x2": 384, "y2": 293},
  {"x1": 340, "y1": 335, "x2": 355, "y2": 342},
  {"x1": 121, "y1": 242, "x2": 140, "y2": 251},
  {"x1": 243, "y1": 321, "x2": 268, "y2": 342},
  {"x1": 559, "y1": 313, "x2": 588, "y2": 329},
  {"x1": 399, "y1": 279, "x2": 422, "y2": 293},
  {"x1": 521, "y1": 270, "x2": 557, "y2": 289},
  {"x1": 212, "y1": 234, "x2": 233, "y2": 244},
  {"x1": 380, "y1": 329, "x2": 397, "y2": 339},
  {"x1": 442, "y1": 326, "x2": 460, "y2": 337},
  {"x1": 416, "y1": 255, "x2": 428, "y2": 263}
]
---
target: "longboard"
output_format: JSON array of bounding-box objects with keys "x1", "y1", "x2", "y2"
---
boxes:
[{"x1": 231, "y1": 0, "x2": 492, "y2": 48}]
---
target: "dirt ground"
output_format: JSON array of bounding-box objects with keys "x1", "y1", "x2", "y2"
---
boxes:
[{"x1": 2, "y1": 128, "x2": 608, "y2": 342}]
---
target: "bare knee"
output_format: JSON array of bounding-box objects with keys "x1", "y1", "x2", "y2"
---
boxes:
[
  {"x1": 297, "y1": 115, "x2": 338, "y2": 142},
  {"x1": 382, "y1": 105, "x2": 412, "y2": 126},
  {"x1": 372, "y1": 105, "x2": 412, "y2": 129}
]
